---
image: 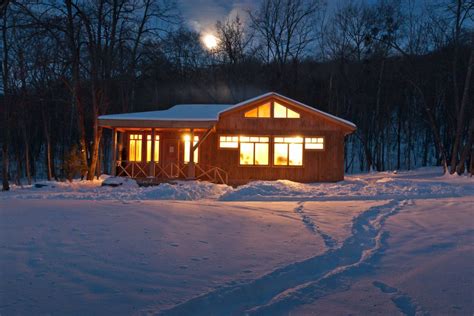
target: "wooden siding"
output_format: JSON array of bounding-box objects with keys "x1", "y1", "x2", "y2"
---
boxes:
[{"x1": 115, "y1": 96, "x2": 352, "y2": 184}]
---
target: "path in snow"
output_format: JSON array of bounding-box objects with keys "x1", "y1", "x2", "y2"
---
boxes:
[
  {"x1": 160, "y1": 199, "x2": 406, "y2": 315},
  {"x1": 293, "y1": 202, "x2": 337, "y2": 248}
]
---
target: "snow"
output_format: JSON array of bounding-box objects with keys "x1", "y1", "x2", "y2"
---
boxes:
[
  {"x1": 98, "y1": 92, "x2": 356, "y2": 129},
  {"x1": 98, "y1": 104, "x2": 233, "y2": 121},
  {"x1": 0, "y1": 167, "x2": 473, "y2": 314}
]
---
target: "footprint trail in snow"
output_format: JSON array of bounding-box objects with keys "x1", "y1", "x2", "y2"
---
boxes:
[{"x1": 160, "y1": 199, "x2": 410, "y2": 315}]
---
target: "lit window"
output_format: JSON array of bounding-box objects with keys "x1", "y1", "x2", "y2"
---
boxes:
[
  {"x1": 146, "y1": 135, "x2": 160, "y2": 162},
  {"x1": 305, "y1": 137, "x2": 324, "y2": 150},
  {"x1": 129, "y1": 134, "x2": 142, "y2": 162},
  {"x1": 273, "y1": 102, "x2": 300, "y2": 118},
  {"x1": 244, "y1": 102, "x2": 271, "y2": 118},
  {"x1": 239, "y1": 136, "x2": 269, "y2": 165},
  {"x1": 183, "y1": 135, "x2": 199, "y2": 163},
  {"x1": 274, "y1": 137, "x2": 303, "y2": 166},
  {"x1": 219, "y1": 136, "x2": 239, "y2": 148}
]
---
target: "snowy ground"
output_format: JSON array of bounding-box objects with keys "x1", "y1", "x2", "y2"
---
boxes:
[{"x1": 0, "y1": 167, "x2": 472, "y2": 315}]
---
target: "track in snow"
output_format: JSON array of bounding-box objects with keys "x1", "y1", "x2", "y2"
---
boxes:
[
  {"x1": 159, "y1": 199, "x2": 409, "y2": 315},
  {"x1": 294, "y1": 202, "x2": 337, "y2": 248}
]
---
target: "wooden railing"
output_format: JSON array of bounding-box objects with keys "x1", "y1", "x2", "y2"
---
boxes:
[
  {"x1": 115, "y1": 161, "x2": 228, "y2": 184},
  {"x1": 195, "y1": 164, "x2": 228, "y2": 184}
]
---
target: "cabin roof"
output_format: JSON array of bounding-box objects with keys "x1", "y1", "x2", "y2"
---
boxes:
[
  {"x1": 99, "y1": 104, "x2": 233, "y2": 121},
  {"x1": 98, "y1": 92, "x2": 356, "y2": 131}
]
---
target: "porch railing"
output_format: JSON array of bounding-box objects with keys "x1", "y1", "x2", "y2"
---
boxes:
[{"x1": 115, "y1": 161, "x2": 228, "y2": 184}]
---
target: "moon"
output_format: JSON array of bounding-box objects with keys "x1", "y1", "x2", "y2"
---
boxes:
[{"x1": 202, "y1": 34, "x2": 218, "y2": 50}]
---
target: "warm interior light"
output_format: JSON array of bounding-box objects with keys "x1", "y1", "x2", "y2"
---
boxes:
[
  {"x1": 146, "y1": 135, "x2": 160, "y2": 162},
  {"x1": 129, "y1": 134, "x2": 142, "y2": 162},
  {"x1": 183, "y1": 134, "x2": 199, "y2": 163},
  {"x1": 239, "y1": 136, "x2": 269, "y2": 165},
  {"x1": 274, "y1": 136, "x2": 303, "y2": 166}
]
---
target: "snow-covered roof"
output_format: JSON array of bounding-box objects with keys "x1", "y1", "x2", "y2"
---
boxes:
[
  {"x1": 99, "y1": 104, "x2": 233, "y2": 122},
  {"x1": 98, "y1": 92, "x2": 356, "y2": 131}
]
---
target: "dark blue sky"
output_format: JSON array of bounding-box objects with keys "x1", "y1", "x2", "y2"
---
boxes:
[
  {"x1": 177, "y1": 0, "x2": 374, "y2": 33},
  {"x1": 178, "y1": 0, "x2": 257, "y2": 33}
]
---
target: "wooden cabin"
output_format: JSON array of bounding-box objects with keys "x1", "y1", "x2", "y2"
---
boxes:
[{"x1": 98, "y1": 92, "x2": 356, "y2": 185}]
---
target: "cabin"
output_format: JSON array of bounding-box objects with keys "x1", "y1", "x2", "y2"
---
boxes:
[{"x1": 98, "y1": 92, "x2": 356, "y2": 185}]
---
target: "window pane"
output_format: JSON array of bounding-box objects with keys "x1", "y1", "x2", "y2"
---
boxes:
[
  {"x1": 147, "y1": 139, "x2": 151, "y2": 162},
  {"x1": 274, "y1": 143, "x2": 288, "y2": 165},
  {"x1": 184, "y1": 135, "x2": 199, "y2": 163},
  {"x1": 240, "y1": 143, "x2": 254, "y2": 165},
  {"x1": 287, "y1": 108, "x2": 300, "y2": 118},
  {"x1": 274, "y1": 102, "x2": 287, "y2": 118},
  {"x1": 258, "y1": 102, "x2": 271, "y2": 117},
  {"x1": 245, "y1": 107, "x2": 258, "y2": 117},
  {"x1": 130, "y1": 139, "x2": 136, "y2": 161},
  {"x1": 305, "y1": 137, "x2": 324, "y2": 149},
  {"x1": 129, "y1": 134, "x2": 142, "y2": 162},
  {"x1": 255, "y1": 143, "x2": 269, "y2": 165},
  {"x1": 289, "y1": 143, "x2": 303, "y2": 166}
]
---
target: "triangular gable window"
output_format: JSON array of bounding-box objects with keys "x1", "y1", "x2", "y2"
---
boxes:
[
  {"x1": 274, "y1": 102, "x2": 300, "y2": 118},
  {"x1": 244, "y1": 102, "x2": 271, "y2": 118}
]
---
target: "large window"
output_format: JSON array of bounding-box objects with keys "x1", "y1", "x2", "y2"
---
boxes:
[
  {"x1": 305, "y1": 137, "x2": 324, "y2": 150},
  {"x1": 239, "y1": 136, "x2": 269, "y2": 165},
  {"x1": 129, "y1": 134, "x2": 142, "y2": 162},
  {"x1": 219, "y1": 136, "x2": 239, "y2": 148},
  {"x1": 274, "y1": 102, "x2": 300, "y2": 118},
  {"x1": 146, "y1": 135, "x2": 160, "y2": 162},
  {"x1": 183, "y1": 135, "x2": 199, "y2": 163},
  {"x1": 244, "y1": 102, "x2": 271, "y2": 118},
  {"x1": 274, "y1": 137, "x2": 303, "y2": 166}
]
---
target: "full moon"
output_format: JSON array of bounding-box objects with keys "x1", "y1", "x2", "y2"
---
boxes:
[{"x1": 202, "y1": 34, "x2": 218, "y2": 50}]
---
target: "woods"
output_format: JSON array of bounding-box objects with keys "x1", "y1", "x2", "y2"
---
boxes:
[{"x1": 1, "y1": 0, "x2": 473, "y2": 190}]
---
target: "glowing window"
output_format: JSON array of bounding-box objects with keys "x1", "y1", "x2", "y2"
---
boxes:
[
  {"x1": 239, "y1": 136, "x2": 269, "y2": 165},
  {"x1": 305, "y1": 137, "x2": 324, "y2": 150},
  {"x1": 183, "y1": 135, "x2": 199, "y2": 163},
  {"x1": 244, "y1": 102, "x2": 271, "y2": 118},
  {"x1": 219, "y1": 136, "x2": 239, "y2": 148},
  {"x1": 273, "y1": 136, "x2": 303, "y2": 166},
  {"x1": 273, "y1": 102, "x2": 300, "y2": 118},
  {"x1": 129, "y1": 134, "x2": 142, "y2": 162},
  {"x1": 146, "y1": 135, "x2": 160, "y2": 162}
]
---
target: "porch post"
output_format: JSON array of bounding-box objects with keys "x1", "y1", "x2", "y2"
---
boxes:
[
  {"x1": 149, "y1": 128, "x2": 156, "y2": 177},
  {"x1": 188, "y1": 128, "x2": 195, "y2": 179},
  {"x1": 111, "y1": 127, "x2": 117, "y2": 176}
]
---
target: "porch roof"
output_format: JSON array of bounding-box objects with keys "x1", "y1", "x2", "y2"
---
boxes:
[{"x1": 99, "y1": 104, "x2": 233, "y2": 129}]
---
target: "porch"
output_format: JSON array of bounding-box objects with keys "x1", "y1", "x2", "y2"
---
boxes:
[
  {"x1": 106, "y1": 125, "x2": 228, "y2": 185},
  {"x1": 114, "y1": 161, "x2": 228, "y2": 185}
]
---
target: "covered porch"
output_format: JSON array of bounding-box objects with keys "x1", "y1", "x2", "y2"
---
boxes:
[{"x1": 98, "y1": 105, "x2": 230, "y2": 184}]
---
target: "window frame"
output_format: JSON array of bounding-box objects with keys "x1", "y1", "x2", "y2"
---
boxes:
[
  {"x1": 183, "y1": 135, "x2": 199, "y2": 164},
  {"x1": 146, "y1": 134, "x2": 160, "y2": 162},
  {"x1": 218, "y1": 135, "x2": 239, "y2": 149},
  {"x1": 304, "y1": 137, "x2": 325, "y2": 151},
  {"x1": 243, "y1": 101, "x2": 301, "y2": 119},
  {"x1": 128, "y1": 133, "x2": 143, "y2": 162},
  {"x1": 238, "y1": 135, "x2": 270, "y2": 166},
  {"x1": 272, "y1": 136, "x2": 304, "y2": 167}
]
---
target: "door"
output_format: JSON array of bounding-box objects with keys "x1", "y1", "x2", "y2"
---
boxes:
[{"x1": 162, "y1": 138, "x2": 179, "y2": 177}]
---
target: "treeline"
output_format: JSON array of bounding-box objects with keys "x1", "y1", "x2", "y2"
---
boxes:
[{"x1": 1, "y1": 0, "x2": 473, "y2": 190}]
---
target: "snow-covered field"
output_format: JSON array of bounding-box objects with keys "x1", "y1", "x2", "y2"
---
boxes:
[{"x1": 0, "y1": 168, "x2": 472, "y2": 315}]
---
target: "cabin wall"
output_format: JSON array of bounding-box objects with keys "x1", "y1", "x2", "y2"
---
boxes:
[{"x1": 212, "y1": 100, "x2": 348, "y2": 184}]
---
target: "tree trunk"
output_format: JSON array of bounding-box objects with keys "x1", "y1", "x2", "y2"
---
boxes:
[
  {"x1": 21, "y1": 122, "x2": 32, "y2": 185},
  {"x1": 450, "y1": 48, "x2": 473, "y2": 173},
  {"x1": 456, "y1": 118, "x2": 474, "y2": 175},
  {"x1": 1, "y1": 6, "x2": 10, "y2": 190},
  {"x1": 41, "y1": 104, "x2": 52, "y2": 181}
]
